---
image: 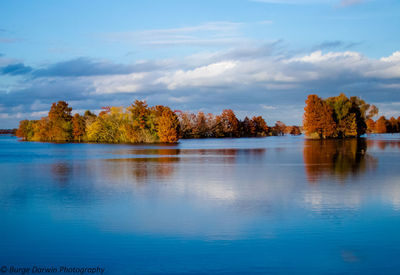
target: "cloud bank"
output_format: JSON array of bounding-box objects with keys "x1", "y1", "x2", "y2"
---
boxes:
[{"x1": 1, "y1": 41, "x2": 400, "y2": 128}]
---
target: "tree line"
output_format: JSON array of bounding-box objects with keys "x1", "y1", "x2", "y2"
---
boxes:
[
  {"x1": 0, "y1": 129, "x2": 16, "y2": 134},
  {"x1": 16, "y1": 100, "x2": 301, "y2": 143},
  {"x1": 176, "y1": 110, "x2": 300, "y2": 139},
  {"x1": 366, "y1": 116, "x2": 400, "y2": 134}
]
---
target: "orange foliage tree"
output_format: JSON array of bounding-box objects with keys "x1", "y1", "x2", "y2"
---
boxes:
[
  {"x1": 303, "y1": 95, "x2": 337, "y2": 139},
  {"x1": 156, "y1": 107, "x2": 180, "y2": 143},
  {"x1": 218, "y1": 109, "x2": 240, "y2": 137},
  {"x1": 250, "y1": 116, "x2": 269, "y2": 137},
  {"x1": 375, "y1": 116, "x2": 388, "y2": 134},
  {"x1": 72, "y1": 114, "x2": 86, "y2": 142},
  {"x1": 366, "y1": 118, "x2": 376, "y2": 133}
]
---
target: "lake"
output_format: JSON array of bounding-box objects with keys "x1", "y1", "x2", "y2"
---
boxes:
[{"x1": 1, "y1": 134, "x2": 400, "y2": 274}]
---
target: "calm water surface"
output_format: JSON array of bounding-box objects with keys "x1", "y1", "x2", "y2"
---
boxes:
[{"x1": 1, "y1": 135, "x2": 400, "y2": 274}]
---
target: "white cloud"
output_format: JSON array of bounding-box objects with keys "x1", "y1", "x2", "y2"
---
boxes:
[
  {"x1": 79, "y1": 49, "x2": 400, "y2": 98},
  {"x1": 261, "y1": 104, "x2": 277, "y2": 110},
  {"x1": 104, "y1": 21, "x2": 247, "y2": 47},
  {"x1": 157, "y1": 61, "x2": 237, "y2": 90},
  {"x1": 380, "y1": 51, "x2": 400, "y2": 63},
  {"x1": 92, "y1": 72, "x2": 149, "y2": 94},
  {"x1": 286, "y1": 50, "x2": 362, "y2": 63}
]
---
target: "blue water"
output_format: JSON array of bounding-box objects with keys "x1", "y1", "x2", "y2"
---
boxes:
[{"x1": 1, "y1": 134, "x2": 400, "y2": 274}]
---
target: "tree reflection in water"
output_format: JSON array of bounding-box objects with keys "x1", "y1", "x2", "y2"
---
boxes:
[
  {"x1": 106, "y1": 156, "x2": 179, "y2": 184},
  {"x1": 103, "y1": 148, "x2": 266, "y2": 185},
  {"x1": 367, "y1": 139, "x2": 400, "y2": 151},
  {"x1": 303, "y1": 138, "x2": 377, "y2": 183},
  {"x1": 51, "y1": 162, "x2": 73, "y2": 187}
]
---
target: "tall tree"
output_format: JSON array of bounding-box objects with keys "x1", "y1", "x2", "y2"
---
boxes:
[
  {"x1": 16, "y1": 120, "x2": 35, "y2": 141},
  {"x1": 389, "y1": 117, "x2": 399, "y2": 133},
  {"x1": 72, "y1": 114, "x2": 86, "y2": 142},
  {"x1": 303, "y1": 95, "x2": 337, "y2": 139},
  {"x1": 366, "y1": 118, "x2": 376, "y2": 134},
  {"x1": 157, "y1": 108, "x2": 180, "y2": 143},
  {"x1": 47, "y1": 101, "x2": 73, "y2": 141},
  {"x1": 375, "y1": 116, "x2": 388, "y2": 134},
  {"x1": 273, "y1": 121, "x2": 286, "y2": 136},
  {"x1": 219, "y1": 109, "x2": 239, "y2": 137},
  {"x1": 250, "y1": 116, "x2": 269, "y2": 137}
]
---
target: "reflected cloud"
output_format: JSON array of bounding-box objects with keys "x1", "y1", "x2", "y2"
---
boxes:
[
  {"x1": 4, "y1": 135, "x2": 400, "y2": 239},
  {"x1": 304, "y1": 190, "x2": 362, "y2": 212}
]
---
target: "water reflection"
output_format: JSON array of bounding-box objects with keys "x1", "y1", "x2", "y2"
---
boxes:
[
  {"x1": 106, "y1": 157, "x2": 179, "y2": 183},
  {"x1": 367, "y1": 139, "x2": 400, "y2": 150},
  {"x1": 303, "y1": 138, "x2": 377, "y2": 183},
  {"x1": 3, "y1": 135, "x2": 400, "y2": 273},
  {"x1": 103, "y1": 148, "x2": 268, "y2": 184},
  {"x1": 51, "y1": 162, "x2": 73, "y2": 187}
]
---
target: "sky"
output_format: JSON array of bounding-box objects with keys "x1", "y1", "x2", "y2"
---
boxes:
[{"x1": 0, "y1": 0, "x2": 400, "y2": 128}]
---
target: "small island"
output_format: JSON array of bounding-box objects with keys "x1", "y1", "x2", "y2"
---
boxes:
[{"x1": 304, "y1": 93, "x2": 399, "y2": 138}]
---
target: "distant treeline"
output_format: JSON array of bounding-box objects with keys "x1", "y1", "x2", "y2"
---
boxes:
[
  {"x1": 303, "y1": 93, "x2": 379, "y2": 139},
  {"x1": 176, "y1": 110, "x2": 301, "y2": 138},
  {"x1": 366, "y1": 116, "x2": 400, "y2": 134},
  {"x1": 16, "y1": 100, "x2": 301, "y2": 143},
  {"x1": 0, "y1": 129, "x2": 16, "y2": 135}
]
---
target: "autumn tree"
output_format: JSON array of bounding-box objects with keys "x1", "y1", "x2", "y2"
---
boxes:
[
  {"x1": 47, "y1": 101, "x2": 73, "y2": 142},
  {"x1": 125, "y1": 100, "x2": 158, "y2": 143},
  {"x1": 16, "y1": 120, "x2": 35, "y2": 141},
  {"x1": 192, "y1": 112, "x2": 208, "y2": 138},
  {"x1": 157, "y1": 107, "x2": 180, "y2": 143},
  {"x1": 397, "y1": 116, "x2": 400, "y2": 133},
  {"x1": 250, "y1": 116, "x2": 269, "y2": 137},
  {"x1": 99, "y1": 106, "x2": 111, "y2": 117},
  {"x1": 72, "y1": 114, "x2": 86, "y2": 142},
  {"x1": 303, "y1": 95, "x2": 337, "y2": 139},
  {"x1": 325, "y1": 93, "x2": 357, "y2": 137},
  {"x1": 49, "y1": 101, "x2": 72, "y2": 122},
  {"x1": 375, "y1": 116, "x2": 388, "y2": 134},
  {"x1": 205, "y1": 113, "x2": 216, "y2": 137},
  {"x1": 83, "y1": 110, "x2": 97, "y2": 124},
  {"x1": 389, "y1": 117, "x2": 399, "y2": 133},
  {"x1": 86, "y1": 108, "x2": 124, "y2": 143},
  {"x1": 366, "y1": 118, "x2": 376, "y2": 134},
  {"x1": 272, "y1": 121, "x2": 286, "y2": 136},
  {"x1": 218, "y1": 109, "x2": 239, "y2": 137},
  {"x1": 176, "y1": 111, "x2": 192, "y2": 138},
  {"x1": 240, "y1": 117, "x2": 252, "y2": 137},
  {"x1": 349, "y1": 96, "x2": 371, "y2": 136},
  {"x1": 130, "y1": 100, "x2": 151, "y2": 130},
  {"x1": 285, "y1": 126, "x2": 302, "y2": 135},
  {"x1": 31, "y1": 118, "x2": 51, "y2": 141}
]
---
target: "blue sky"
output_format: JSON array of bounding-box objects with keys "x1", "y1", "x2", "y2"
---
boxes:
[{"x1": 1, "y1": 0, "x2": 400, "y2": 128}]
